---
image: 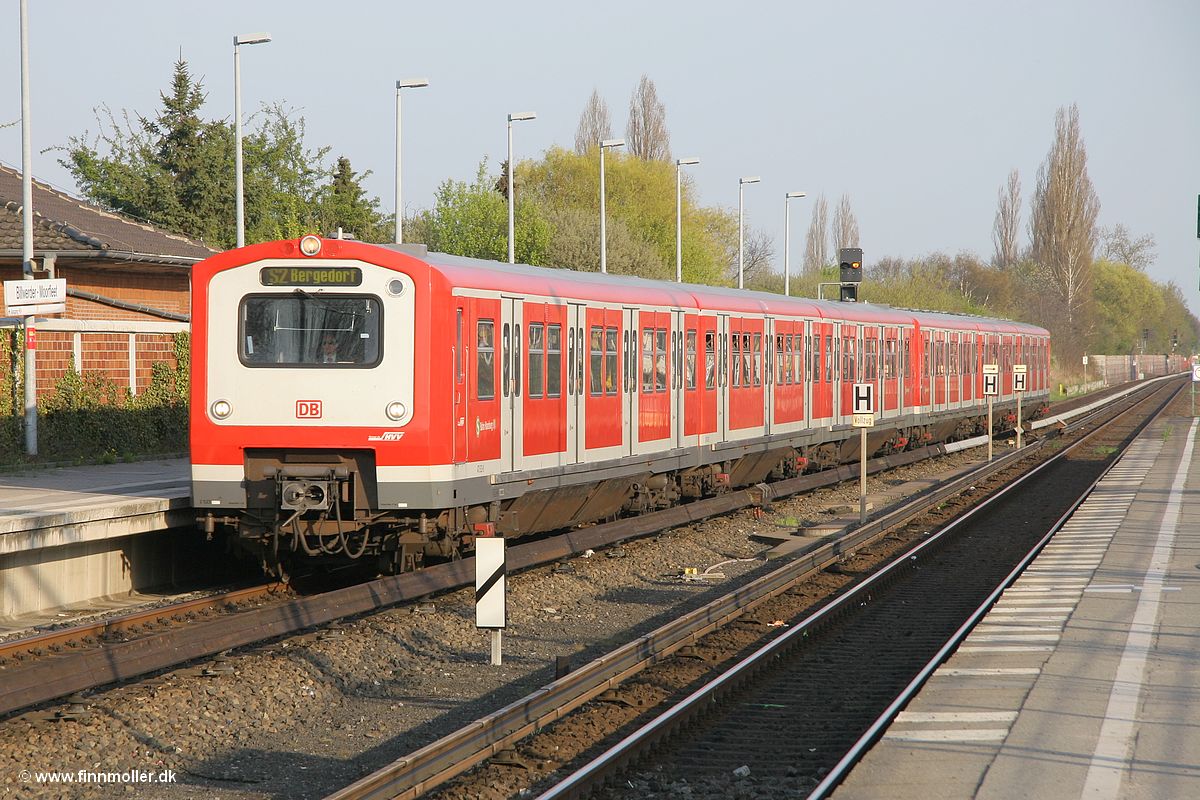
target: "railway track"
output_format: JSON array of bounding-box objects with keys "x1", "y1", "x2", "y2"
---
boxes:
[
  {"x1": 0, "y1": 387, "x2": 1100, "y2": 722},
  {"x1": 320, "y1": 377, "x2": 1179, "y2": 800}
]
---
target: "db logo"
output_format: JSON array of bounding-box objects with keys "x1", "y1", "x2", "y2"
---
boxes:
[{"x1": 296, "y1": 400, "x2": 323, "y2": 419}]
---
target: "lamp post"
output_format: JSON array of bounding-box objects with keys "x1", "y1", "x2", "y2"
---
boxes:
[
  {"x1": 19, "y1": 0, "x2": 36, "y2": 455},
  {"x1": 783, "y1": 191, "x2": 807, "y2": 296},
  {"x1": 738, "y1": 176, "x2": 760, "y2": 289},
  {"x1": 394, "y1": 78, "x2": 429, "y2": 244},
  {"x1": 675, "y1": 158, "x2": 700, "y2": 282},
  {"x1": 234, "y1": 32, "x2": 271, "y2": 248},
  {"x1": 507, "y1": 111, "x2": 536, "y2": 263},
  {"x1": 599, "y1": 138, "x2": 625, "y2": 274}
]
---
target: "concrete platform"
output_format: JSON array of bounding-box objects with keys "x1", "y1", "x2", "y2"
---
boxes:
[
  {"x1": 0, "y1": 459, "x2": 193, "y2": 617},
  {"x1": 834, "y1": 414, "x2": 1200, "y2": 800}
]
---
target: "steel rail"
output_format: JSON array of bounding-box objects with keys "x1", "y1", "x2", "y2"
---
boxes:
[
  {"x1": 532, "y1": 378, "x2": 1181, "y2": 800},
  {"x1": 0, "y1": 436, "x2": 993, "y2": 720},
  {"x1": 0, "y1": 583, "x2": 283, "y2": 661},
  {"x1": 323, "y1": 379, "x2": 1174, "y2": 800},
  {"x1": 805, "y1": 378, "x2": 1184, "y2": 800}
]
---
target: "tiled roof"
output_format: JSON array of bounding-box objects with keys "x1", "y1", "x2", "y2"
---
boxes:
[{"x1": 0, "y1": 162, "x2": 216, "y2": 263}]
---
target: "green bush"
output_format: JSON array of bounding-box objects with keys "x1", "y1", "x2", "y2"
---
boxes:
[{"x1": 0, "y1": 330, "x2": 189, "y2": 468}]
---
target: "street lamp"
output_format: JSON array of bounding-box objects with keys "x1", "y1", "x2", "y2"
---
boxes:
[
  {"x1": 507, "y1": 111, "x2": 536, "y2": 263},
  {"x1": 783, "y1": 191, "x2": 807, "y2": 296},
  {"x1": 738, "y1": 176, "x2": 760, "y2": 290},
  {"x1": 234, "y1": 32, "x2": 271, "y2": 248},
  {"x1": 599, "y1": 138, "x2": 625, "y2": 274},
  {"x1": 394, "y1": 78, "x2": 429, "y2": 244},
  {"x1": 675, "y1": 158, "x2": 700, "y2": 283}
]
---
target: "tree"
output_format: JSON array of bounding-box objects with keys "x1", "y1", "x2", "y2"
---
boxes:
[
  {"x1": 1100, "y1": 224, "x2": 1156, "y2": 272},
  {"x1": 803, "y1": 194, "x2": 828, "y2": 274},
  {"x1": 61, "y1": 58, "x2": 387, "y2": 249},
  {"x1": 832, "y1": 194, "x2": 859, "y2": 253},
  {"x1": 992, "y1": 169, "x2": 1021, "y2": 268},
  {"x1": 573, "y1": 89, "x2": 612, "y2": 155},
  {"x1": 314, "y1": 156, "x2": 388, "y2": 241},
  {"x1": 625, "y1": 75, "x2": 670, "y2": 161},
  {"x1": 415, "y1": 160, "x2": 550, "y2": 265},
  {"x1": 1029, "y1": 104, "x2": 1100, "y2": 356}
]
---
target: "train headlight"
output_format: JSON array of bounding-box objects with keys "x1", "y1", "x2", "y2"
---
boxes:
[
  {"x1": 299, "y1": 235, "x2": 322, "y2": 256},
  {"x1": 386, "y1": 401, "x2": 406, "y2": 421},
  {"x1": 211, "y1": 399, "x2": 232, "y2": 420}
]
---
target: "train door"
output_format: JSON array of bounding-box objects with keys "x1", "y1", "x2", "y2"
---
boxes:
[
  {"x1": 697, "y1": 315, "x2": 719, "y2": 444},
  {"x1": 583, "y1": 306, "x2": 622, "y2": 454},
  {"x1": 900, "y1": 327, "x2": 912, "y2": 413},
  {"x1": 839, "y1": 323, "x2": 857, "y2": 425},
  {"x1": 882, "y1": 326, "x2": 899, "y2": 418},
  {"x1": 764, "y1": 317, "x2": 774, "y2": 437},
  {"x1": 566, "y1": 303, "x2": 585, "y2": 465},
  {"x1": 499, "y1": 298, "x2": 524, "y2": 472},
  {"x1": 521, "y1": 302, "x2": 568, "y2": 465},
  {"x1": 961, "y1": 333, "x2": 975, "y2": 405},
  {"x1": 623, "y1": 308, "x2": 637, "y2": 455},
  {"x1": 465, "y1": 297, "x2": 502, "y2": 467},
  {"x1": 635, "y1": 309, "x2": 671, "y2": 454},
  {"x1": 718, "y1": 314, "x2": 730, "y2": 441},
  {"x1": 810, "y1": 321, "x2": 832, "y2": 422},
  {"x1": 453, "y1": 301, "x2": 468, "y2": 464},
  {"x1": 673, "y1": 310, "x2": 686, "y2": 449}
]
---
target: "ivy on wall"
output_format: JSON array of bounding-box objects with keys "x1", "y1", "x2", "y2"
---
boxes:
[{"x1": 0, "y1": 330, "x2": 189, "y2": 467}]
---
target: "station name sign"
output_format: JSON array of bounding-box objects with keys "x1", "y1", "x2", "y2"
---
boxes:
[
  {"x1": 260, "y1": 266, "x2": 362, "y2": 287},
  {"x1": 4, "y1": 278, "x2": 67, "y2": 317}
]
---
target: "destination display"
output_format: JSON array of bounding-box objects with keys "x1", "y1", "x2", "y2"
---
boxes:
[{"x1": 259, "y1": 266, "x2": 362, "y2": 287}]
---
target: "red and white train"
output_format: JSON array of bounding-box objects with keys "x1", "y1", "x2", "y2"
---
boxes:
[{"x1": 190, "y1": 236, "x2": 1050, "y2": 574}]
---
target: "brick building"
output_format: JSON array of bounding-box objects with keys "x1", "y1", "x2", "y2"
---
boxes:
[{"x1": 0, "y1": 164, "x2": 215, "y2": 395}]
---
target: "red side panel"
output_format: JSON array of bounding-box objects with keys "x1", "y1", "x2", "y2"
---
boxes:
[
  {"x1": 584, "y1": 307, "x2": 623, "y2": 450},
  {"x1": 638, "y1": 311, "x2": 671, "y2": 443},
  {"x1": 521, "y1": 301, "x2": 567, "y2": 457}
]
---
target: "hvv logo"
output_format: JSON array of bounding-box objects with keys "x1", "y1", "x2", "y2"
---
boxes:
[{"x1": 296, "y1": 400, "x2": 323, "y2": 419}]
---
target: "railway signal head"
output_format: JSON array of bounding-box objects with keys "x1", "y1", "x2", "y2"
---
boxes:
[{"x1": 839, "y1": 248, "x2": 863, "y2": 283}]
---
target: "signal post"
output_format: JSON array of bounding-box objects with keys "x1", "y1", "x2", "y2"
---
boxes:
[
  {"x1": 983, "y1": 364, "x2": 999, "y2": 461},
  {"x1": 1013, "y1": 364, "x2": 1027, "y2": 448},
  {"x1": 852, "y1": 382, "x2": 875, "y2": 524}
]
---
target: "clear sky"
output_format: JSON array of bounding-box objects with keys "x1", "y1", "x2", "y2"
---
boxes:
[{"x1": 3, "y1": 1, "x2": 1198, "y2": 317}]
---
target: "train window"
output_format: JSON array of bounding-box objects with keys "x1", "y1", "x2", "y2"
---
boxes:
[
  {"x1": 455, "y1": 309, "x2": 463, "y2": 383},
  {"x1": 577, "y1": 327, "x2": 584, "y2": 392},
  {"x1": 528, "y1": 323, "x2": 544, "y2": 398},
  {"x1": 731, "y1": 333, "x2": 741, "y2": 388},
  {"x1": 948, "y1": 338, "x2": 958, "y2": 377},
  {"x1": 606, "y1": 327, "x2": 619, "y2": 395},
  {"x1": 547, "y1": 325, "x2": 562, "y2": 397},
  {"x1": 686, "y1": 330, "x2": 698, "y2": 390},
  {"x1": 884, "y1": 338, "x2": 895, "y2": 379},
  {"x1": 502, "y1": 323, "x2": 511, "y2": 397},
  {"x1": 751, "y1": 333, "x2": 762, "y2": 387},
  {"x1": 739, "y1": 333, "x2": 748, "y2": 386},
  {"x1": 656, "y1": 329, "x2": 668, "y2": 392},
  {"x1": 567, "y1": 328, "x2": 575, "y2": 395},
  {"x1": 842, "y1": 336, "x2": 854, "y2": 382},
  {"x1": 775, "y1": 335, "x2": 785, "y2": 384},
  {"x1": 239, "y1": 294, "x2": 381, "y2": 368},
  {"x1": 704, "y1": 332, "x2": 716, "y2": 389},
  {"x1": 865, "y1": 338, "x2": 877, "y2": 381},
  {"x1": 641, "y1": 329, "x2": 654, "y2": 392},
  {"x1": 514, "y1": 324, "x2": 521, "y2": 397},
  {"x1": 590, "y1": 326, "x2": 604, "y2": 396},
  {"x1": 476, "y1": 320, "x2": 496, "y2": 400}
]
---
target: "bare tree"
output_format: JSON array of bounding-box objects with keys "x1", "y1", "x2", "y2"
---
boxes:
[
  {"x1": 1100, "y1": 223, "x2": 1156, "y2": 271},
  {"x1": 802, "y1": 194, "x2": 828, "y2": 274},
  {"x1": 992, "y1": 169, "x2": 1021, "y2": 268},
  {"x1": 625, "y1": 75, "x2": 670, "y2": 161},
  {"x1": 1029, "y1": 104, "x2": 1100, "y2": 348},
  {"x1": 573, "y1": 89, "x2": 612, "y2": 154},
  {"x1": 832, "y1": 194, "x2": 860, "y2": 253}
]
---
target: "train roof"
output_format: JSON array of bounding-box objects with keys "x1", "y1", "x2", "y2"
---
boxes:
[{"x1": 399, "y1": 247, "x2": 1047, "y2": 338}]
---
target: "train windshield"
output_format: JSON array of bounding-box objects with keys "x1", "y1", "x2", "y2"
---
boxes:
[{"x1": 239, "y1": 293, "x2": 382, "y2": 367}]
